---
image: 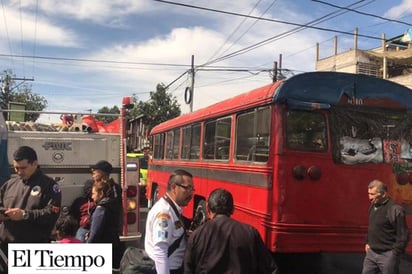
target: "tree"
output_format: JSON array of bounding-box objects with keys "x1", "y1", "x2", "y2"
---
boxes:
[
  {"x1": 131, "y1": 83, "x2": 181, "y2": 132},
  {"x1": 1, "y1": 70, "x2": 47, "y2": 121},
  {"x1": 97, "y1": 105, "x2": 120, "y2": 124}
]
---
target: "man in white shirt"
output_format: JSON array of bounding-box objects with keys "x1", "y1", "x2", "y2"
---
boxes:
[{"x1": 145, "y1": 170, "x2": 194, "y2": 274}]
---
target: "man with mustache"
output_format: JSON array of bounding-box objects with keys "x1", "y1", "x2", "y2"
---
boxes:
[{"x1": 145, "y1": 169, "x2": 194, "y2": 274}]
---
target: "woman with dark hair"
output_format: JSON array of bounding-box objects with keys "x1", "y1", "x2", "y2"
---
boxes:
[{"x1": 88, "y1": 179, "x2": 122, "y2": 274}]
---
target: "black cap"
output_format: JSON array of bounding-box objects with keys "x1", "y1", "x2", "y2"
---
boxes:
[{"x1": 91, "y1": 160, "x2": 113, "y2": 174}]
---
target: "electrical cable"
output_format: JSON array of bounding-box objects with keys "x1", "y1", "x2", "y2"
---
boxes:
[
  {"x1": 312, "y1": 0, "x2": 412, "y2": 27},
  {"x1": 152, "y1": 0, "x2": 382, "y2": 41},
  {"x1": 205, "y1": 0, "x2": 268, "y2": 63}
]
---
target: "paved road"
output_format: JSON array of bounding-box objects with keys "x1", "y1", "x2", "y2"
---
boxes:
[{"x1": 136, "y1": 206, "x2": 412, "y2": 274}]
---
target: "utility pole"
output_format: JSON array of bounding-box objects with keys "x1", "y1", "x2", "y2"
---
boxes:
[
  {"x1": 184, "y1": 55, "x2": 195, "y2": 112},
  {"x1": 278, "y1": 53, "x2": 283, "y2": 80},
  {"x1": 273, "y1": 54, "x2": 284, "y2": 82},
  {"x1": 1, "y1": 75, "x2": 11, "y2": 111},
  {"x1": 1, "y1": 73, "x2": 34, "y2": 119},
  {"x1": 272, "y1": 61, "x2": 278, "y2": 82},
  {"x1": 190, "y1": 55, "x2": 195, "y2": 112},
  {"x1": 1, "y1": 74, "x2": 34, "y2": 107}
]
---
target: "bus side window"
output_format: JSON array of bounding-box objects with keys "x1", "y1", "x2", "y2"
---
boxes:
[
  {"x1": 153, "y1": 133, "x2": 165, "y2": 159},
  {"x1": 235, "y1": 138, "x2": 250, "y2": 160},
  {"x1": 247, "y1": 143, "x2": 269, "y2": 162},
  {"x1": 217, "y1": 145, "x2": 229, "y2": 159},
  {"x1": 189, "y1": 124, "x2": 201, "y2": 160},
  {"x1": 203, "y1": 117, "x2": 231, "y2": 161},
  {"x1": 235, "y1": 107, "x2": 271, "y2": 162},
  {"x1": 181, "y1": 126, "x2": 191, "y2": 160},
  {"x1": 286, "y1": 110, "x2": 327, "y2": 151},
  {"x1": 181, "y1": 123, "x2": 201, "y2": 160}
]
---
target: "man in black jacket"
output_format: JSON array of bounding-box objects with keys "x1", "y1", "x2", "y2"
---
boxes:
[
  {"x1": 184, "y1": 188, "x2": 279, "y2": 274},
  {"x1": 362, "y1": 179, "x2": 409, "y2": 274},
  {"x1": 0, "y1": 146, "x2": 62, "y2": 267}
]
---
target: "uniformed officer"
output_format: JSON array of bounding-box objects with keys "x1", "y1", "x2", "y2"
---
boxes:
[
  {"x1": 145, "y1": 169, "x2": 194, "y2": 274},
  {"x1": 0, "y1": 146, "x2": 62, "y2": 264}
]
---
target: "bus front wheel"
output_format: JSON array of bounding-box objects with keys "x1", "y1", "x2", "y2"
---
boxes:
[
  {"x1": 148, "y1": 185, "x2": 159, "y2": 209},
  {"x1": 191, "y1": 200, "x2": 207, "y2": 230},
  {"x1": 149, "y1": 185, "x2": 159, "y2": 208}
]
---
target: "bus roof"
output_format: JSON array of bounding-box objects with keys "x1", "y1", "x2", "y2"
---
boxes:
[
  {"x1": 277, "y1": 71, "x2": 412, "y2": 110},
  {"x1": 151, "y1": 71, "x2": 412, "y2": 134},
  {"x1": 151, "y1": 81, "x2": 281, "y2": 133}
]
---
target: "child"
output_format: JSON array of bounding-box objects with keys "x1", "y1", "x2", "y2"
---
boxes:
[{"x1": 55, "y1": 214, "x2": 82, "y2": 243}]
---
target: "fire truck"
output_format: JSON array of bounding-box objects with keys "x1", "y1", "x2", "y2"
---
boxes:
[{"x1": 0, "y1": 97, "x2": 141, "y2": 243}]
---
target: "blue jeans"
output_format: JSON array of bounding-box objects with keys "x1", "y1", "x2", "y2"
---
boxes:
[{"x1": 75, "y1": 227, "x2": 89, "y2": 243}]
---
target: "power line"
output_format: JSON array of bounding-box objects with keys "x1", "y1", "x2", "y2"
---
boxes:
[
  {"x1": 0, "y1": 53, "x2": 190, "y2": 68},
  {"x1": 201, "y1": 0, "x2": 372, "y2": 67},
  {"x1": 164, "y1": 70, "x2": 189, "y2": 89},
  {"x1": 152, "y1": 0, "x2": 383, "y2": 42},
  {"x1": 156, "y1": 0, "x2": 383, "y2": 88},
  {"x1": 215, "y1": 0, "x2": 279, "y2": 62},
  {"x1": 312, "y1": 0, "x2": 412, "y2": 27},
  {"x1": 205, "y1": 0, "x2": 270, "y2": 63},
  {"x1": 0, "y1": 52, "x2": 287, "y2": 72},
  {"x1": 257, "y1": 0, "x2": 375, "y2": 66}
]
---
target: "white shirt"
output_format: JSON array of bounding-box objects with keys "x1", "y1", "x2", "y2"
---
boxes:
[{"x1": 144, "y1": 194, "x2": 186, "y2": 274}]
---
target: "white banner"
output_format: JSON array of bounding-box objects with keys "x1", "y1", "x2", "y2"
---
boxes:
[{"x1": 8, "y1": 243, "x2": 112, "y2": 274}]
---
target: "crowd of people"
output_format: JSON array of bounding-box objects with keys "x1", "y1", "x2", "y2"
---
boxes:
[{"x1": 0, "y1": 145, "x2": 410, "y2": 274}]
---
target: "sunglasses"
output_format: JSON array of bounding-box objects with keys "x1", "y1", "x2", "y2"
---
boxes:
[{"x1": 175, "y1": 183, "x2": 195, "y2": 192}]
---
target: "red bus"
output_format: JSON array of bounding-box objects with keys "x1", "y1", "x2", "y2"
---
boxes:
[{"x1": 146, "y1": 71, "x2": 412, "y2": 259}]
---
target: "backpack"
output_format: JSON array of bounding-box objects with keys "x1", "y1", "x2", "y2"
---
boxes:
[
  {"x1": 121, "y1": 196, "x2": 186, "y2": 273},
  {"x1": 120, "y1": 232, "x2": 185, "y2": 274},
  {"x1": 120, "y1": 247, "x2": 156, "y2": 274}
]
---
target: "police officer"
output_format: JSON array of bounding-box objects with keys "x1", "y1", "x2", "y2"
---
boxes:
[
  {"x1": 0, "y1": 146, "x2": 62, "y2": 261},
  {"x1": 145, "y1": 170, "x2": 194, "y2": 274}
]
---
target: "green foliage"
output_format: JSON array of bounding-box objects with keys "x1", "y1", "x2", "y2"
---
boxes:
[
  {"x1": 97, "y1": 105, "x2": 120, "y2": 124},
  {"x1": 1, "y1": 70, "x2": 47, "y2": 121},
  {"x1": 12, "y1": 85, "x2": 47, "y2": 122},
  {"x1": 131, "y1": 83, "x2": 181, "y2": 132}
]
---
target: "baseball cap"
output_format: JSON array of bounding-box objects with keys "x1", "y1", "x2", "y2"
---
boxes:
[{"x1": 91, "y1": 160, "x2": 113, "y2": 173}]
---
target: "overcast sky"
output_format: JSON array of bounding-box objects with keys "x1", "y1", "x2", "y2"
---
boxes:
[{"x1": 0, "y1": 0, "x2": 411, "y2": 122}]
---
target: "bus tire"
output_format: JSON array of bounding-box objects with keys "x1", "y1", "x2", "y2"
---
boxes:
[
  {"x1": 151, "y1": 185, "x2": 159, "y2": 207},
  {"x1": 147, "y1": 185, "x2": 157, "y2": 209},
  {"x1": 191, "y1": 200, "x2": 207, "y2": 230}
]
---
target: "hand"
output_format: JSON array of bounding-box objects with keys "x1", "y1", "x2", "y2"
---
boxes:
[
  {"x1": 0, "y1": 210, "x2": 10, "y2": 221},
  {"x1": 5, "y1": 208, "x2": 24, "y2": 221}
]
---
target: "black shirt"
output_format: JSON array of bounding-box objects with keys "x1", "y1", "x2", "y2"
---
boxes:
[
  {"x1": 184, "y1": 215, "x2": 278, "y2": 274},
  {"x1": 0, "y1": 168, "x2": 62, "y2": 244},
  {"x1": 366, "y1": 198, "x2": 409, "y2": 254}
]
